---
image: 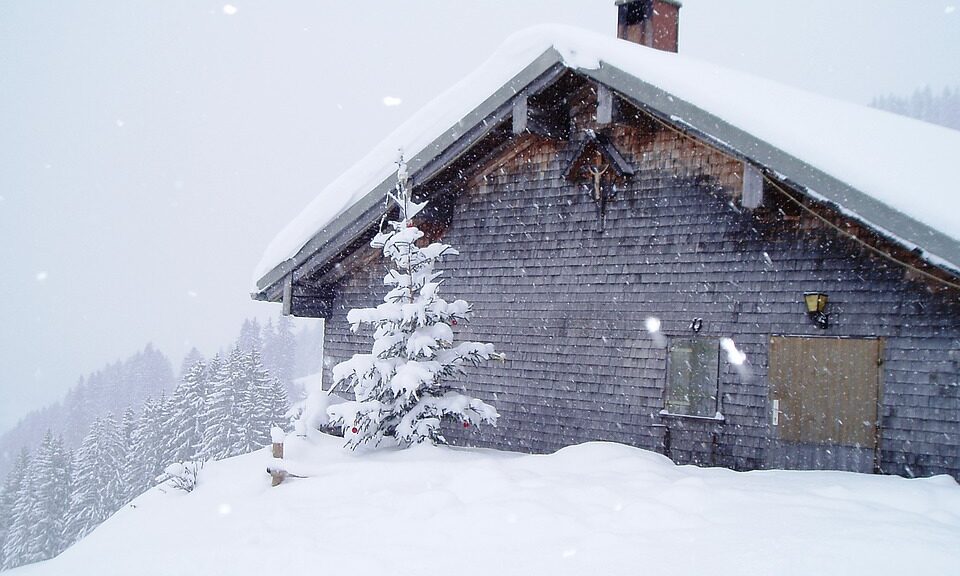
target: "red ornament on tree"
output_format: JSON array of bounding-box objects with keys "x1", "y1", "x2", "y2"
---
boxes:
[
  {"x1": 451, "y1": 319, "x2": 458, "y2": 326},
  {"x1": 463, "y1": 422, "x2": 470, "y2": 428},
  {"x1": 351, "y1": 427, "x2": 358, "y2": 434}
]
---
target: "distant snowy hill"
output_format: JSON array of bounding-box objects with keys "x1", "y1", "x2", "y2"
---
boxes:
[
  {"x1": 12, "y1": 435, "x2": 960, "y2": 576},
  {"x1": 0, "y1": 344, "x2": 174, "y2": 478}
]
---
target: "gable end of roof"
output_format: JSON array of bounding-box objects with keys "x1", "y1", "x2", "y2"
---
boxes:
[{"x1": 254, "y1": 31, "x2": 960, "y2": 301}]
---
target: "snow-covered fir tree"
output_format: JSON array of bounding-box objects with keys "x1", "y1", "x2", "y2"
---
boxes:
[
  {"x1": 261, "y1": 318, "x2": 275, "y2": 348},
  {"x1": 0, "y1": 319, "x2": 308, "y2": 570},
  {"x1": 232, "y1": 351, "x2": 261, "y2": 455},
  {"x1": 118, "y1": 408, "x2": 140, "y2": 503},
  {"x1": 199, "y1": 352, "x2": 224, "y2": 434},
  {"x1": 199, "y1": 348, "x2": 290, "y2": 460},
  {"x1": 0, "y1": 448, "x2": 31, "y2": 570},
  {"x1": 871, "y1": 85, "x2": 960, "y2": 131},
  {"x1": 236, "y1": 318, "x2": 263, "y2": 353},
  {"x1": 294, "y1": 318, "x2": 327, "y2": 380},
  {"x1": 265, "y1": 374, "x2": 290, "y2": 433},
  {"x1": 122, "y1": 344, "x2": 174, "y2": 412},
  {"x1": 64, "y1": 416, "x2": 125, "y2": 545},
  {"x1": 129, "y1": 397, "x2": 168, "y2": 496},
  {"x1": 199, "y1": 349, "x2": 247, "y2": 461},
  {"x1": 2, "y1": 469, "x2": 36, "y2": 570},
  {"x1": 327, "y1": 159, "x2": 502, "y2": 448},
  {"x1": 62, "y1": 377, "x2": 92, "y2": 447},
  {"x1": 242, "y1": 350, "x2": 286, "y2": 451},
  {"x1": 21, "y1": 432, "x2": 71, "y2": 563},
  {"x1": 263, "y1": 315, "x2": 296, "y2": 386},
  {"x1": 163, "y1": 360, "x2": 208, "y2": 465},
  {"x1": 0, "y1": 344, "x2": 175, "y2": 486},
  {"x1": 178, "y1": 347, "x2": 205, "y2": 381}
]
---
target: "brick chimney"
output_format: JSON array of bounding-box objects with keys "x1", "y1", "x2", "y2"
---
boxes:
[{"x1": 616, "y1": 0, "x2": 681, "y2": 53}]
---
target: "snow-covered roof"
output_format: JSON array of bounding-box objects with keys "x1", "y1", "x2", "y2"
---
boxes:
[{"x1": 253, "y1": 25, "x2": 960, "y2": 294}]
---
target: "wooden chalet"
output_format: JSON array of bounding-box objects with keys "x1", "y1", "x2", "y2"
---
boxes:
[{"x1": 253, "y1": 1, "x2": 960, "y2": 478}]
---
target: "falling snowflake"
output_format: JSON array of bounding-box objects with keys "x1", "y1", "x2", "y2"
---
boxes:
[{"x1": 721, "y1": 338, "x2": 746, "y2": 366}]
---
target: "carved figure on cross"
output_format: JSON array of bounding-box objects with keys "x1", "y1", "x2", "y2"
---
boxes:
[{"x1": 588, "y1": 162, "x2": 610, "y2": 203}]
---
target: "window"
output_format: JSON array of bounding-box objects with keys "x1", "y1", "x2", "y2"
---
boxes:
[{"x1": 664, "y1": 338, "x2": 720, "y2": 417}]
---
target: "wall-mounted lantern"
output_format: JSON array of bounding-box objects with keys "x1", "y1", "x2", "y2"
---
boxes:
[{"x1": 803, "y1": 291, "x2": 829, "y2": 329}]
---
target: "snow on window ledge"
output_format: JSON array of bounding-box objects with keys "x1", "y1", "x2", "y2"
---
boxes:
[{"x1": 658, "y1": 409, "x2": 725, "y2": 423}]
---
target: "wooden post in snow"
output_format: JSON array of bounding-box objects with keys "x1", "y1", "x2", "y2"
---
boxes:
[{"x1": 269, "y1": 427, "x2": 286, "y2": 487}]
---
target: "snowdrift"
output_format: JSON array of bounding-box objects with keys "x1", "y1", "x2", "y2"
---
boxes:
[{"x1": 13, "y1": 434, "x2": 960, "y2": 576}]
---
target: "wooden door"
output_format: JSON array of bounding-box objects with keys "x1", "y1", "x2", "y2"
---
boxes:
[{"x1": 767, "y1": 336, "x2": 882, "y2": 473}]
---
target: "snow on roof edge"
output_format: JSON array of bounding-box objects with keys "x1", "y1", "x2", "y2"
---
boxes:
[
  {"x1": 253, "y1": 24, "x2": 960, "y2": 292},
  {"x1": 252, "y1": 27, "x2": 584, "y2": 290}
]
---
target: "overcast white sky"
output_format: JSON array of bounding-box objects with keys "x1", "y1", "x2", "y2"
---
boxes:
[{"x1": 1, "y1": 0, "x2": 958, "y2": 432}]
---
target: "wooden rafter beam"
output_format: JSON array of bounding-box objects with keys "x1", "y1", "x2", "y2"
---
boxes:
[
  {"x1": 564, "y1": 132, "x2": 635, "y2": 181},
  {"x1": 596, "y1": 84, "x2": 622, "y2": 125},
  {"x1": 511, "y1": 91, "x2": 570, "y2": 140},
  {"x1": 282, "y1": 275, "x2": 335, "y2": 318},
  {"x1": 594, "y1": 132, "x2": 635, "y2": 177}
]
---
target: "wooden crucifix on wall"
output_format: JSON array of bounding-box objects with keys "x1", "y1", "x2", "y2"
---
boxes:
[
  {"x1": 564, "y1": 131, "x2": 635, "y2": 232},
  {"x1": 588, "y1": 161, "x2": 610, "y2": 205}
]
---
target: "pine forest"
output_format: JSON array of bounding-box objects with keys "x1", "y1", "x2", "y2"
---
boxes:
[{"x1": 0, "y1": 318, "x2": 311, "y2": 571}]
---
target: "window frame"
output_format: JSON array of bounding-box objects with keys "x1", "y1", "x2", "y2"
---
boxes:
[{"x1": 662, "y1": 336, "x2": 722, "y2": 419}]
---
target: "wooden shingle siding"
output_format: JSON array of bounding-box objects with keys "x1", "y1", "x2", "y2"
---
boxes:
[{"x1": 320, "y1": 95, "x2": 960, "y2": 479}]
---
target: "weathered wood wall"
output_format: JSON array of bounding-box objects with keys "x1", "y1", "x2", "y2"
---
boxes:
[{"x1": 321, "y1": 83, "x2": 960, "y2": 478}]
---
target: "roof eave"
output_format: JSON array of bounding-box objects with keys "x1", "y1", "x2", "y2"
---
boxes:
[
  {"x1": 579, "y1": 63, "x2": 960, "y2": 276},
  {"x1": 253, "y1": 47, "x2": 570, "y2": 300},
  {"x1": 253, "y1": 52, "x2": 960, "y2": 302}
]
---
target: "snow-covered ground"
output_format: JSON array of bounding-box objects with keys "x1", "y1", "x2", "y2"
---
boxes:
[{"x1": 13, "y1": 434, "x2": 960, "y2": 576}]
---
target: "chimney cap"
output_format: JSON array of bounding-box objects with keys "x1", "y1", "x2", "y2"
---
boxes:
[{"x1": 615, "y1": 0, "x2": 682, "y2": 6}]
